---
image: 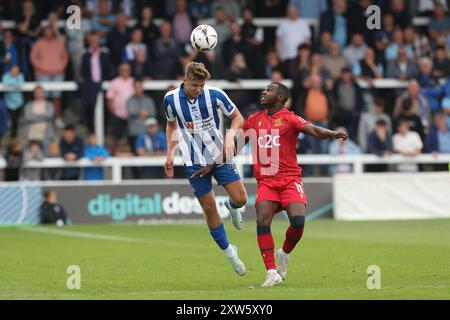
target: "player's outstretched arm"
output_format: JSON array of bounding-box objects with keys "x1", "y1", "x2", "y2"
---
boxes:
[
  {"x1": 164, "y1": 121, "x2": 178, "y2": 178},
  {"x1": 302, "y1": 124, "x2": 348, "y2": 141}
]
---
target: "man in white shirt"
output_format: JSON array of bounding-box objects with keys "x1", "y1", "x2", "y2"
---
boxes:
[
  {"x1": 393, "y1": 118, "x2": 423, "y2": 172},
  {"x1": 275, "y1": 4, "x2": 311, "y2": 63}
]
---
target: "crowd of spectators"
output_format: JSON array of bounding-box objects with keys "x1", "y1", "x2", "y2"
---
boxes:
[{"x1": 1, "y1": 0, "x2": 450, "y2": 180}]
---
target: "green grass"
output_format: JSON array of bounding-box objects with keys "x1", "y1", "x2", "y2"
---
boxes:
[{"x1": 0, "y1": 219, "x2": 449, "y2": 300}]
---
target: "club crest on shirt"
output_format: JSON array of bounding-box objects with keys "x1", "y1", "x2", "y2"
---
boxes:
[
  {"x1": 258, "y1": 121, "x2": 262, "y2": 127},
  {"x1": 274, "y1": 119, "x2": 282, "y2": 127}
]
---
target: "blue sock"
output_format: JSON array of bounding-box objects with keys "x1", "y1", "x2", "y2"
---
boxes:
[{"x1": 209, "y1": 223, "x2": 230, "y2": 250}]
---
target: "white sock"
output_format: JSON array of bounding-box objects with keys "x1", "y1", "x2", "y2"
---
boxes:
[{"x1": 223, "y1": 245, "x2": 235, "y2": 257}]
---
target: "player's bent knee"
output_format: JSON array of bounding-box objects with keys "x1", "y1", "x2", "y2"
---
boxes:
[{"x1": 289, "y1": 215, "x2": 305, "y2": 229}]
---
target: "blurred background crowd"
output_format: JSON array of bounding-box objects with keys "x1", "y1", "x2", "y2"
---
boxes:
[{"x1": 1, "y1": 0, "x2": 450, "y2": 180}]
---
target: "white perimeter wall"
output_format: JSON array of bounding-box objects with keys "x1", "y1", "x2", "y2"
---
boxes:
[{"x1": 333, "y1": 173, "x2": 450, "y2": 220}]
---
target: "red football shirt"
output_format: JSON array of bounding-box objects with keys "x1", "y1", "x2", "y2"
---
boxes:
[{"x1": 243, "y1": 108, "x2": 311, "y2": 181}]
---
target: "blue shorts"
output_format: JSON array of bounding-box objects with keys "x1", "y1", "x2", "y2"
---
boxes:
[{"x1": 185, "y1": 163, "x2": 241, "y2": 198}]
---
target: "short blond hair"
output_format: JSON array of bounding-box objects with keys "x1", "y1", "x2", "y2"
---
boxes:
[{"x1": 184, "y1": 62, "x2": 211, "y2": 81}]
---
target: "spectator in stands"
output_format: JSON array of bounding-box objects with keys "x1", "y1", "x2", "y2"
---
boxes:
[
  {"x1": 319, "y1": 0, "x2": 349, "y2": 49},
  {"x1": 2, "y1": 65, "x2": 24, "y2": 138},
  {"x1": 131, "y1": 47, "x2": 154, "y2": 80},
  {"x1": 0, "y1": 30, "x2": 19, "y2": 75},
  {"x1": 39, "y1": 190, "x2": 67, "y2": 226},
  {"x1": 254, "y1": 0, "x2": 287, "y2": 17},
  {"x1": 386, "y1": 46, "x2": 420, "y2": 81},
  {"x1": 126, "y1": 79, "x2": 157, "y2": 152},
  {"x1": 353, "y1": 47, "x2": 384, "y2": 82},
  {"x1": 222, "y1": 22, "x2": 248, "y2": 69},
  {"x1": 189, "y1": 0, "x2": 212, "y2": 20},
  {"x1": 388, "y1": 0, "x2": 412, "y2": 29},
  {"x1": 432, "y1": 45, "x2": 450, "y2": 79},
  {"x1": 211, "y1": 0, "x2": 240, "y2": 19},
  {"x1": 343, "y1": 33, "x2": 368, "y2": 68},
  {"x1": 393, "y1": 118, "x2": 423, "y2": 172},
  {"x1": 403, "y1": 25, "x2": 431, "y2": 60},
  {"x1": 42, "y1": 138, "x2": 61, "y2": 181},
  {"x1": 210, "y1": 6, "x2": 231, "y2": 75},
  {"x1": 395, "y1": 99, "x2": 426, "y2": 142},
  {"x1": 92, "y1": 0, "x2": 117, "y2": 45},
  {"x1": 84, "y1": 133, "x2": 110, "y2": 181},
  {"x1": 3, "y1": 138, "x2": 23, "y2": 181},
  {"x1": 46, "y1": 11, "x2": 66, "y2": 41},
  {"x1": 385, "y1": 28, "x2": 414, "y2": 62},
  {"x1": 106, "y1": 63, "x2": 134, "y2": 155},
  {"x1": 425, "y1": 112, "x2": 450, "y2": 155},
  {"x1": 347, "y1": 0, "x2": 376, "y2": 46},
  {"x1": 153, "y1": 20, "x2": 182, "y2": 80},
  {"x1": 264, "y1": 50, "x2": 282, "y2": 79},
  {"x1": 276, "y1": 4, "x2": 311, "y2": 69},
  {"x1": 80, "y1": 32, "x2": 112, "y2": 133},
  {"x1": 137, "y1": 6, "x2": 159, "y2": 52},
  {"x1": 171, "y1": 0, "x2": 195, "y2": 46},
  {"x1": 240, "y1": 7, "x2": 266, "y2": 78},
  {"x1": 224, "y1": 53, "x2": 253, "y2": 113},
  {"x1": 106, "y1": 12, "x2": 130, "y2": 68},
  {"x1": 418, "y1": 57, "x2": 443, "y2": 114},
  {"x1": 0, "y1": 99, "x2": 8, "y2": 146},
  {"x1": 30, "y1": 26, "x2": 68, "y2": 128},
  {"x1": 23, "y1": 86, "x2": 55, "y2": 147},
  {"x1": 368, "y1": 119, "x2": 393, "y2": 157},
  {"x1": 358, "y1": 98, "x2": 392, "y2": 152},
  {"x1": 322, "y1": 41, "x2": 349, "y2": 81},
  {"x1": 316, "y1": 31, "x2": 333, "y2": 55},
  {"x1": 135, "y1": 117, "x2": 168, "y2": 178},
  {"x1": 65, "y1": 0, "x2": 92, "y2": 82},
  {"x1": 301, "y1": 52, "x2": 333, "y2": 91},
  {"x1": 21, "y1": 140, "x2": 44, "y2": 181},
  {"x1": 333, "y1": 67, "x2": 364, "y2": 138},
  {"x1": 429, "y1": 1, "x2": 450, "y2": 43},
  {"x1": 288, "y1": 43, "x2": 311, "y2": 80},
  {"x1": 119, "y1": 0, "x2": 136, "y2": 17},
  {"x1": 328, "y1": 127, "x2": 362, "y2": 174},
  {"x1": 123, "y1": 28, "x2": 147, "y2": 63},
  {"x1": 393, "y1": 80, "x2": 431, "y2": 130},
  {"x1": 60, "y1": 124, "x2": 84, "y2": 180},
  {"x1": 290, "y1": 0, "x2": 327, "y2": 19}
]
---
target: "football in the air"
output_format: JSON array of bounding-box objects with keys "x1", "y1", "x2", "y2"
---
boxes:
[{"x1": 190, "y1": 24, "x2": 218, "y2": 51}]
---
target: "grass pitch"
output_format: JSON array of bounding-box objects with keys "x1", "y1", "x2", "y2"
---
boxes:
[{"x1": 1, "y1": 219, "x2": 449, "y2": 300}]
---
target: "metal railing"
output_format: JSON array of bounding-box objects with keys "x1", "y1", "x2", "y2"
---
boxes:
[{"x1": 1, "y1": 154, "x2": 449, "y2": 183}]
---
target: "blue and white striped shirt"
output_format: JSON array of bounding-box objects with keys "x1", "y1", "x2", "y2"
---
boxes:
[{"x1": 164, "y1": 84, "x2": 236, "y2": 166}]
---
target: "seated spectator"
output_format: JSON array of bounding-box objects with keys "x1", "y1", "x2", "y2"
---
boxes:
[
  {"x1": 123, "y1": 28, "x2": 147, "y2": 63},
  {"x1": 288, "y1": 43, "x2": 311, "y2": 80},
  {"x1": 106, "y1": 63, "x2": 134, "y2": 155},
  {"x1": 358, "y1": 98, "x2": 392, "y2": 152},
  {"x1": 393, "y1": 119, "x2": 423, "y2": 172},
  {"x1": 333, "y1": 67, "x2": 364, "y2": 139},
  {"x1": 353, "y1": 47, "x2": 384, "y2": 82},
  {"x1": 393, "y1": 80, "x2": 431, "y2": 130},
  {"x1": 395, "y1": 99, "x2": 426, "y2": 142},
  {"x1": 385, "y1": 28, "x2": 415, "y2": 62},
  {"x1": 42, "y1": 138, "x2": 61, "y2": 181},
  {"x1": 131, "y1": 47, "x2": 154, "y2": 80},
  {"x1": 425, "y1": 112, "x2": 450, "y2": 154},
  {"x1": 135, "y1": 118, "x2": 168, "y2": 178},
  {"x1": 316, "y1": 31, "x2": 333, "y2": 55},
  {"x1": 368, "y1": 119, "x2": 393, "y2": 157},
  {"x1": 418, "y1": 57, "x2": 443, "y2": 114},
  {"x1": 0, "y1": 30, "x2": 19, "y2": 75},
  {"x1": 153, "y1": 20, "x2": 182, "y2": 80},
  {"x1": 23, "y1": 86, "x2": 55, "y2": 147},
  {"x1": 319, "y1": 0, "x2": 349, "y2": 49},
  {"x1": 301, "y1": 52, "x2": 333, "y2": 91},
  {"x1": 387, "y1": 0, "x2": 411, "y2": 29},
  {"x1": 322, "y1": 41, "x2": 349, "y2": 81},
  {"x1": 222, "y1": 22, "x2": 248, "y2": 69},
  {"x1": 84, "y1": 133, "x2": 110, "y2": 181},
  {"x1": 30, "y1": 26, "x2": 69, "y2": 127},
  {"x1": 429, "y1": 1, "x2": 450, "y2": 43},
  {"x1": 92, "y1": 0, "x2": 117, "y2": 45},
  {"x1": 224, "y1": 53, "x2": 253, "y2": 113},
  {"x1": 375, "y1": 13, "x2": 395, "y2": 43},
  {"x1": 126, "y1": 80, "x2": 157, "y2": 151},
  {"x1": 171, "y1": 0, "x2": 194, "y2": 46},
  {"x1": 329, "y1": 127, "x2": 362, "y2": 175},
  {"x1": 3, "y1": 138, "x2": 23, "y2": 181},
  {"x1": 40, "y1": 190, "x2": 67, "y2": 226},
  {"x1": 343, "y1": 33, "x2": 367, "y2": 69},
  {"x1": 432, "y1": 45, "x2": 450, "y2": 79},
  {"x1": 136, "y1": 6, "x2": 159, "y2": 51},
  {"x1": 403, "y1": 25, "x2": 431, "y2": 60},
  {"x1": 21, "y1": 140, "x2": 44, "y2": 181},
  {"x1": 264, "y1": 50, "x2": 282, "y2": 79},
  {"x1": 106, "y1": 12, "x2": 130, "y2": 67},
  {"x1": 2, "y1": 65, "x2": 24, "y2": 138},
  {"x1": 60, "y1": 125, "x2": 84, "y2": 180},
  {"x1": 386, "y1": 46, "x2": 420, "y2": 81}
]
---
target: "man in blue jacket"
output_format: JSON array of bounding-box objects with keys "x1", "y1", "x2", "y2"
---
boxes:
[{"x1": 84, "y1": 133, "x2": 110, "y2": 180}]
